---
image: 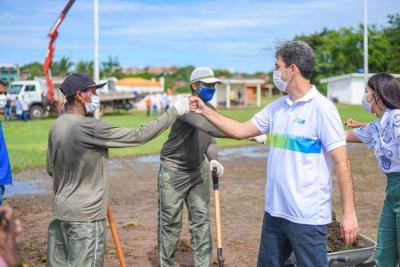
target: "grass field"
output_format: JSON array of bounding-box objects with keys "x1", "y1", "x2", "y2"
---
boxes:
[{"x1": 2, "y1": 99, "x2": 375, "y2": 173}]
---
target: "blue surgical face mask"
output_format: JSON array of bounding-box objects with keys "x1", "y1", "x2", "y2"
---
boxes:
[{"x1": 197, "y1": 85, "x2": 216, "y2": 102}]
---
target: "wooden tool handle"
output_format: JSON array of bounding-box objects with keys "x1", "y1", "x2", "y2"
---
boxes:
[
  {"x1": 214, "y1": 190, "x2": 222, "y2": 248},
  {"x1": 107, "y1": 204, "x2": 127, "y2": 267}
]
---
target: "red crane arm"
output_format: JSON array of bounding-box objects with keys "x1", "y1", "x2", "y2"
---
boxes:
[{"x1": 43, "y1": 0, "x2": 75, "y2": 103}]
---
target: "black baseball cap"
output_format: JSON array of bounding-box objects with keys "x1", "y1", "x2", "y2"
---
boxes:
[{"x1": 60, "y1": 73, "x2": 107, "y2": 97}]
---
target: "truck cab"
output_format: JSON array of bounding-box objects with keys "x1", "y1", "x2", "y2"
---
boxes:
[{"x1": 8, "y1": 80, "x2": 47, "y2": 120}]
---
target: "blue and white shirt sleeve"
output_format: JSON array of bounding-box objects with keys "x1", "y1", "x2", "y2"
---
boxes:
[
  {"x1": 251, "y1": 105, "x2": 271, "y2": 134},
  {"x1": 391, "y1": 112, "x2": 400, "y2": 147},
  {"x1": 352, "y1": 122, "x2": 374, "y2": 149},
  {"x1": 316, "y1": 104, "x2": 346, "y2": 152}
]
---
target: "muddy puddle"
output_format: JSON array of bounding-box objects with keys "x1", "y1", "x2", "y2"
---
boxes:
[
  {"x1": 5, "y1": 144, "x2": 364, "y2": 197},
  {"x1": 6, "y1": 145, "x2": 268, "y2": 196},
  {"x1": 4, "y1": 178, "x2": 49, "y2": 196}
]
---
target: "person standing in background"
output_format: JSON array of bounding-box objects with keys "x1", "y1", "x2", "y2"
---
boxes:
[
  {"x1": 162, "y1": 93, "x2": 170, "y2": 112},
  {"x1": 1, "y1": 81, "x2": 12, "y2": 123},
  {"x1": 151, "y1": 93, "x2": 159, "y2": 115},
  {"x1": 15, "y1": 97, "x2": 22, "y2": 121},
  {"x1": 145, "y1": 94, "x2": 152, "y2": 117},
  {"x1": 21, "y1": 95, "x2": 28, "y2": 122}
]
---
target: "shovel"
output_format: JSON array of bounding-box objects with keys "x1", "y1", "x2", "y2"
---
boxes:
[
  {"x1": 107, "y1": 204, "x2": 127, "y2": 267},
  {"x1": 212, "y1": 167, "x2": 225, "y2": 267}
]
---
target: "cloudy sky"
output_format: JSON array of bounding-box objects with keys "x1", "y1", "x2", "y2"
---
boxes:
[{"x1": 0, "y1": 0, "x2": 399, "y2": 73}]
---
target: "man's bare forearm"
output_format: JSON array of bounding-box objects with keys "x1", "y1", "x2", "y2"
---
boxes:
[
  {"x1": 332, "y1": 148, "x2": 356, "y2": 215},
  {"x1": 329, "y1": 146, "x2": 358, "y2": 244},
  {"x1": 200, "y1": 105, "x2": 260, "y2": 139},
  {"x1": 339, "y1": 163, "x2": 356, "y2": 214}
]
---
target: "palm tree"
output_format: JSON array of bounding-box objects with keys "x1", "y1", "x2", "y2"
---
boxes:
[
  {"x1": 51, "y1": 61, "x2": 60, "y2": 76},
  {"x1": 58, "y1": 56, "x2": 74, "y2": 77},
  {"x1": 51, "y1": 56, "x2": 74, "y2": 77},
  {"x1": 75, "y1": 60, "x2": 94, "y2": 76},
  {"x1": 101, "y1": 55, "x2": 121, "y2": 77}
]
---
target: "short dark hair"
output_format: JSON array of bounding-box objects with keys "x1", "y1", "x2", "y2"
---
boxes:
[
  {"x1": 275, "y1": 41, "x2": 315, "y2": 80},
  {"x1": 0, "y1": 80, "x2": 7, "y2": 88},
  {"x1": 63, "y1": 94, "x2": 77, "y2": 112},
  {"x1": 66, "y1": 95, "x2": 76, "y2": 104},
  {"x1": 368, "y1": 72, "x2": 400, "y2": 109}
]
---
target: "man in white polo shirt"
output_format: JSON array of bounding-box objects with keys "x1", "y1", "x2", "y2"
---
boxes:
[{"x1": 189, "y1": 41, "x2": 359, "y2": 266}]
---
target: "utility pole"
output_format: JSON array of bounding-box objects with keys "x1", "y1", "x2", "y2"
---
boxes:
[
  {"x1": 93, "y1": 0, "x2": 100, "y2": 118},
  {"x1": 363, "y1": 0, "x2": 368, "y2": 85},
  {"x1": 94, "y1": 0, "x2": 99, "y2": 82}
]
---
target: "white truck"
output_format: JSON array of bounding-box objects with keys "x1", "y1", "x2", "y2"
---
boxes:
[
  {"x1": 7, "y1": 79, "x2": 49, "y2": 120},
  {"x1": 7, "y1": 78, "x2": 144, "y2": 119}
]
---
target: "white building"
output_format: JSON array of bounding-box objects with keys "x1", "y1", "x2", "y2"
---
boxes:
[
  {"x1": 321, "y1": 73, "x2": 400, "y2": 105},
  {"x1": 1, "y1": 64, "x2": 19, "y2": 81}
]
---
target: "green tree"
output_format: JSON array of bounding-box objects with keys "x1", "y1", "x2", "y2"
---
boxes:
[
  {"x1": 51, "y1": 56, "x2": 74, "y2": 77},
  {"x1": 293, "y1": 14, "x2": 398, "y2": 95},
  {"x1": 214, "y1": 69, "x2": 233, "y2": 78},
  {"x1": 75, "y1": 60, "x2": 93, "y2": 76},
  {"x1": 59, "y1": 56, "x2": 74, "y2": 76},
  {"x1": 172, "y1": 65, "x2": 195, "y2": 81},
  {"x1": 368, "y1": 24, "x2": 391, "y2": 72},
  {"x1": 51, "y1": 61, "x2": 60, "y2": 76},
  {"x1": 20, "y1": 62, "x2": 44, "y2": 79},
  {"x1": 385, "y1": 14, "x2": 400, "y2": 73},
  {"x1": 101, "y1": 55, "x2": 121, "y2": 77}
]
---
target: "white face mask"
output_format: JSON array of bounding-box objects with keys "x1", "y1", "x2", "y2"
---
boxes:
[
  {"x1": 362, "y1": 92, "x2": 372, "y2": 113},
  {"x1": 85, "y1": 95, "x2": 100, "y2": 114},
  {"x1": 0, "y1": 94, "x2": 7, "y2": 109},
  {"x1": 273, "y1": 70, "x2": 288, "y2": 92}
]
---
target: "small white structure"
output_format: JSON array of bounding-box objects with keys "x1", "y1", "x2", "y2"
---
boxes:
[
  {"x1": 211, "y1": 78, "x2": 266, "y2": 108},
  {"x1": 321, "y1": 73, "x2": 400, "y2": 105}
]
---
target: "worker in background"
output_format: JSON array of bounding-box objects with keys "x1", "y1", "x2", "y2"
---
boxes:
[
  {"x1": 21, "y1": 95, "x2": 28, "y2": 122},
  {"x1": 3, "y1": 83, "x2": 12, "y2": 123},
  {"x1": 15, "y1": 97, "x2": 23, "y2": 121},
  {"x1": 145, "y1": 94, "x2": 152, "y2": 116},
  {"x1": 151, "y1": 93, "x2": 159, "y2": 115}
]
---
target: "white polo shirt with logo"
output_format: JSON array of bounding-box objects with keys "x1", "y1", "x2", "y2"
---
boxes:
[{"x1": 251, "y1": 86, "x2": 346, "y2": 225}]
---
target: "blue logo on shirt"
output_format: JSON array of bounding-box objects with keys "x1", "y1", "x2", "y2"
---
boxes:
[
  {"x1": 268, "y1": 134, "x2": 322, "y2": 154},
  {"x1": 293, "y1": 117, "x2": 306, "y2": 125}
]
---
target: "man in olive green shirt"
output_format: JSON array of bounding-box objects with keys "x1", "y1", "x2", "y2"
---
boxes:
[
  {"x1": 46, "y1": 73, "x2": 190, "y2": 267},
  {"x1": 158, "y1": 67, "x2": 225, "y2": 267}
]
